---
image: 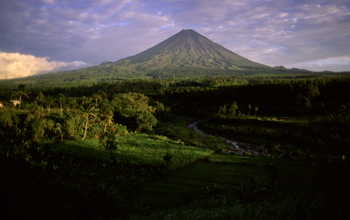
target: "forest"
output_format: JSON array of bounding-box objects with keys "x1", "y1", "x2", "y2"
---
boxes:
[{"x1": 1, "y1": 75, "x2": 349, "y2": 219}]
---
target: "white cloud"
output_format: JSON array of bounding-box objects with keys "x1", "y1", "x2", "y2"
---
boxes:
[
  {"x1": 286, "y1": 56, "x2": 350, "y2": 72},
  {"x1": 0, "y1": 52, "x2": 93, "y2": 79}
]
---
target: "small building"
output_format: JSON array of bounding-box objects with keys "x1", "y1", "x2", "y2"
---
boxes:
[
  {"x1": 0, "y1": 100, "x2": 20, "y2": 108},
  {"x1": 10, "y1": 100, "x2": 21, "y2": 106}
]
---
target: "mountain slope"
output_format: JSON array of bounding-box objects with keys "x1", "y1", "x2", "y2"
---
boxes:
[{"x1": 112, "y1": 29, "x2": 268, "y2": 73}]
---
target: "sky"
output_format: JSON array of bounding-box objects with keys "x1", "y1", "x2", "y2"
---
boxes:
[{"x1": 1, "y1": 0, "x2": 350, "y2": 79}]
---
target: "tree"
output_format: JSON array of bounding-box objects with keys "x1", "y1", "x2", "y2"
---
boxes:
[
  {"x1": 65, "y1": 97, "x2": 75, "y2": 112},
  {"x1": 111, "y1": 93, "x2": 157, "y2": 131},
  {"x1": 218, "y1": 105, "x2": 227, "y2": 115},
  {"x1": 63, "y1": 109, "x2": 75, "y2": 139},
  {"x1": 92, "y1": 93, "x2": 102, "y2": 104},
  {"x1": 248, "y1": 104, "x2": 252, "y2": 116},
  {"x1": 57, "y1": 93, "x2": 66, "y2": 116},
  {"x1": 36, "y1": 92, "x2": 45, "y2": 106},
  {"x1": 135, "y1": 110, "x2": 158, "y2": 131},
  {"x1": 25, "y1": 104, "x2": 46, "y2": 142},
  {"x1": 70, "y1": 98, "x2": 80, "y2": 114},
  {"x1": 100, "y1": 108, "x2": 114, "y2": 133},
  {"x1": 254, "y1": 106, "x2": 259, "y2": 118},
  {"x1": 99, "y1": 130, "x2": 118, "y2": 163},
  {"x1": 0, "y1": 86, "x2": 13, "y2": 108},
  {"x1": 15, "y1": 84, "x2": 30, "y2": 109},
  {"x1": 80, "y1": 101, "x2": 97, "y2": 140},
  {"x1": 228, "y1": 101, "x2": 239, "y2": 117},
  {"x1": 306, "y1": 83, "x2": 320, "y2": 105},
  {"x1": 328, "y1": 104, "x2": 350, "y2": 157},
  {"x1": 45, "y1": 95, "x2": 55, "y2": 114},
  {"x1": 96, "y1": 90, "x2": 108, "y2": 100},
  {"x1": 304, "y1": 97, "x2": 312, "y2": 108}
]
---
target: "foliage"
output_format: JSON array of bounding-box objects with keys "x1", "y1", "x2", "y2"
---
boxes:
[
  {"x1": 15, "y1": 84, "x2": 30, "y2": 109},
  {"x1": 112, "y1": 92, "x2": 157, "y2": 131},
  {"x1": 25, "y1": 104, "x2": 46, "y2": 142},
  {"x1": 0, "y1": 109, "x2": 19, "y2": 128},
  {"x1": 130, "y1": 191, "x2": 342, "y2": 220},
  {"x1": 234, "y1": 175, "x2": 270, "y2": 202},
  {"x1": 63, "y1": 109, "x2": 76, "y2": 139},
  {"x1": 57, "y1": 93, "x2": 66, "y2": 116},
  {"x1": 99, "y1": 130, "x2": 118, "y2": 164},
  {"x1": 153, "y1": 119, "x2": 227, "y2": 151},
  {"x1": 1, "y1": 75, "x2": 350, "y2": 218},
  {"x1": 44, "y1": 95, "x2": 55, "y2": 114},
  {"x1": 328, "y1": 104, "x2": 350, "y2": 156},
  {"x1": 80, "y1": 101, "x2": 97, "y2": 140},
  {"x1": 111, "y1": 123, "x2": 128, "y2": 136}
]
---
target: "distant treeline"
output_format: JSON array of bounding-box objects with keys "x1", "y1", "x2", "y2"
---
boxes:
[
  {"x1": 156, "y1": 77, "x2": 350, "y2": 117},
  {"x1": 2, "y1": 76, "x2": 350, "y2": 118}
]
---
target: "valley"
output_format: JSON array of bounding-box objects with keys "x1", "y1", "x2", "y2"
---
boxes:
[{"x1": 1, "y1": 29, "x2": 349, "y2": 219}]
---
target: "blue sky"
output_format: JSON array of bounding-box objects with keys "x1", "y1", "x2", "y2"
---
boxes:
[{"x1": 1, "y1": 0, "x2": 349, "y2": 79}]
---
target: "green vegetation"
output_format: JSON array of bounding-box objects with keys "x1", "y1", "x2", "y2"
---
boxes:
[
  {"x1": 1, "y1": 75, "x2": 349, "y2": 219},
  {"x1": 127, "y1": 153, "x2": 348, "y2": 220}
]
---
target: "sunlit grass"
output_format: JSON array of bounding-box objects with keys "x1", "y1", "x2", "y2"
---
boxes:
[
  {"x1": 51, "y1": 133, "x2": 214, "y2": 170},
  {"x1": 116, "y1": 133, "x2": 214, "y2": 170}
]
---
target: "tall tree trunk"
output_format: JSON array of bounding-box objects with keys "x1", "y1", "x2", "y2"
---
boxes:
[{"x1": 82, "y1": 116, "x2": 89, "y2": 140}]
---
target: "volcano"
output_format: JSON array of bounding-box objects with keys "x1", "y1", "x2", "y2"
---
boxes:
[{"x1": 100, "y1": 29, "x2": 270, "y2": 78}]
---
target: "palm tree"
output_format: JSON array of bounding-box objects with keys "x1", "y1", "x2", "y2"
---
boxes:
[
  {"x1": 100, "y1": 108, "x2": 114, "y2": 133},
  {"x1": 81, "y1": 100, "x2": 97, "y2": 140},
  {"x1": 92, "y1": 93, "x2": 102, "y2": 104},
  {"x1": 65, "y1": 97, "x2": 75, "y2": 111},
  {"x1": 36, "y1": 92, "x2": 45, "y2": 105},
  {"x1": 248, "y1": 104, "x2": 252, "y2": 116},
  {"x1": 57, "y1": 93, "x2": 66, "y2": 116},
  {"x1": 45, "y1": 95, "x2": 55, "y2": 114},
  {"x1": 98, "y1": 99, "x2": 115, "y2": 132},
  {"x1": 15, "y1": 84, "x2": 30, "y2": 109},
  {"x1": 97, "y1": 90, "x2": 108, "y2": 100}
]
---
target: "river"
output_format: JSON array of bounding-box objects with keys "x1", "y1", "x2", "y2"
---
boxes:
[{"x1": 188, "y1": 121, "x2": 271, "y2": 156}]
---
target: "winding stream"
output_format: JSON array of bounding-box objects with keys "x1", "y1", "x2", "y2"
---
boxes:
[{"x1": 188, "y1": 121, "x2": 271, "y2": 156}]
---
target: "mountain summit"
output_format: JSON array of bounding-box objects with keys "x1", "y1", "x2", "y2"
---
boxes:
[{"x1": 111, "y1": 29, "x2": 268, "y2": 77}]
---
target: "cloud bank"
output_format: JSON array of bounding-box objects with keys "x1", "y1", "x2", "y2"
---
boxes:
[{"x1": 0, "y1": 52, "x2": 93, "y2": 79}]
